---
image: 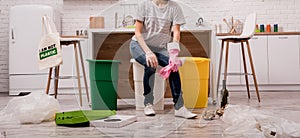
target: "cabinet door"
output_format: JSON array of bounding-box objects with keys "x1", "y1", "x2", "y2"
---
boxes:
[
  {"x1": 216, "y1": 39, "x2": 241, "y2": 85},
  {"x1": 268, "y1": 35, "x2": 300, "y2": 84},
  {"x1": 241, "y1": 36, "x2": 269, "y2": 85}
]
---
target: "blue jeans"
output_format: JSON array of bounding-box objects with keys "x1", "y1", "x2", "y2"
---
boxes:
[{"x1": 129, "y1": 40, "x2": 184, "y2": 110}]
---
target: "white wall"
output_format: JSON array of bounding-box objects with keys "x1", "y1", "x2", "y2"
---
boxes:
[
  {"x1": 180, "y1": 0, "x2": 300, "y2": 32},
  {"x1": 60, "y1": 0, "x2": 300, "y2": 35},
  {"x1": 0, "y1": 0, "x2": 300, "y2": 92},
  {"x1": 61, "y1": 0, "x2": 120, "y2": 35}
]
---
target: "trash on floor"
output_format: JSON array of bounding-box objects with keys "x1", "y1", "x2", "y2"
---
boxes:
[
  {"x1": 0, "y1": 92, "x2": 60, "y2": 124},
  {"x1": 202, "y1": 109, "x2": 216, "y2": 120},
  {"x1": 55, "y1": 110, "x2": 116, "y2": 127},
  {"x1": 90, "y1": 115, "x2": 137, "y2": 128},
  {"x1": 221, "y1": 104, "x2": 300, "y2": 138}
]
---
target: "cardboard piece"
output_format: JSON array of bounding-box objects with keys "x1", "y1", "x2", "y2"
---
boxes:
[
  {"x1": 90, "y1": 115, "x2": 137, "y2": 128},
  {"x1": 90, "y1": 17, "x2": 104, "y2": 28}
]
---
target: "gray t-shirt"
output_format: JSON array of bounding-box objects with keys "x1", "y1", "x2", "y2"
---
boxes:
[{"x1": 132, "y1": 0, "x2": 186, "y2": 48}]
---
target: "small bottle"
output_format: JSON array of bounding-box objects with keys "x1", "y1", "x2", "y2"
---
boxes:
[
  {"x1": 260, "y1": 24, "x2": 265, "y2": 32},
  {"x1": 255, "y1": 24, "x2": 260, "y2": 32},
  {"x1": 266, "y1": 24, "x2": 271, "y2": 32},
  {"x1": 84, "y1": 30, "x2": 88, "y2": 36},
  {"x1": 220, "y1": 80, "x2": 229, "y2": 109},
  {"x1": 274, "y1": 24, "x2": 278, "y2": 32}
]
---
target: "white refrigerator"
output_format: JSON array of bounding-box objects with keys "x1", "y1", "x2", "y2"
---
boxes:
[{"x1": 9, "y1": 5, "x2": 60, "y2": 95}]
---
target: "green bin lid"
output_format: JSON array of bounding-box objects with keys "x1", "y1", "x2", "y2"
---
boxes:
[{"x1": 86, "y1": 59, "x2": 120, "y2": 63}]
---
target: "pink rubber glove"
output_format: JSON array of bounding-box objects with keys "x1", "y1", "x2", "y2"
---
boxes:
[
  {"x1": 168, "y1": 49, "x2": 182, "y2": 71},
  {"x1": 159, "y1": 42, "x2": 182, "y2": 79}
]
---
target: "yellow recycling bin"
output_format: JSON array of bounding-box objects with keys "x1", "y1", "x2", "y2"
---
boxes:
[{"x1": 179, "y1": 57, "x2": 210, "y2": 108}]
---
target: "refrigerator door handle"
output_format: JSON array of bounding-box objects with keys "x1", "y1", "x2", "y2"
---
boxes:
[{"x1": 11, "y1": 27, "x2": 15, "y2": 43}]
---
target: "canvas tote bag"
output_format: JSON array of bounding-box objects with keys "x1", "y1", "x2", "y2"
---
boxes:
[{"x1": 38, "y1": 16, "x2": 62, "y2": 70}]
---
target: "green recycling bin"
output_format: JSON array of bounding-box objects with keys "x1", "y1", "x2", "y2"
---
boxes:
[{"x1": 87, "y1": 59, "x2": 120, "y2": 110}]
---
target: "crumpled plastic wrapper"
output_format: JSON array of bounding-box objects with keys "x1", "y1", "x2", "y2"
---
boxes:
[
  {"x1": 0, "y1": 92, "x2": 60, "y2": 124},
  {"x1": 221, "y1": 104, "x2": 300, "y2": 138}
]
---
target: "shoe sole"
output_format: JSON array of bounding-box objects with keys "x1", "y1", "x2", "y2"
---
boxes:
[
  {"x1": 175, "y1": 115, "x2": 197, "y2": 119},
  {"x1": 145, "y1": 113, "x2": 155, "y2": 116},
  {"x1": 187, "y1": 115, "x2": 197, "y2": 119}
]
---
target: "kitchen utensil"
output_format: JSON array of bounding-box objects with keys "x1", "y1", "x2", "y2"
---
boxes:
[
  {"x1": 122, "y1": 15, "x2": 134, "y2": 27},
  {"x1": 229, "y1": 20, "x2": 240, "y2": 34},
  {"x1": 223, "y1": 18, "x2": 231, "y2": 29},
  {"x1": 196, "y1": 17, "x2": 204, "y2": 26},
  {"x1": 115, "y1": 12, "x2": 118, "y2": 29}
]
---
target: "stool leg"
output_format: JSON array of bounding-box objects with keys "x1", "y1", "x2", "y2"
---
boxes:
[
  {"x1": 241, "y1": 42, "x2": 251, "y2": 99},
  {"x1": 217, "y1": 40, "x2": 225, "y2": 93},
  {"x1": 73, "y1": 42, "x2": 83, "y2": 106},
  {"x1": 224, "y1": 40, "x2": 230, "y2": 81},
  {"x1": 54, "y1": 66, "x2": 60, "y2": 99},
  {"x1": 245, "y1": 40, "x2": 261, "y2": 102},
  {"x1": 77, "y1": 41, "x2": 90, "y2": 103},
  {"x1": 46, "y1": 67, "x2": 53, "y2": 95}
]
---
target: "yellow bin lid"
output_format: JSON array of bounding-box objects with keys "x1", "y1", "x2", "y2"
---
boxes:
[
  {"x1": 179, "y1": 57, "x2": 210, "y2": 79},
  {"x1": 182, "y1": 57, "x2": 210, "y2": 62}
]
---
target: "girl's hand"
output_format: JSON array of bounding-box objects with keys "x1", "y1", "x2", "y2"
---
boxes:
[{"x1": 146, "y1": 51, "x2": 158, "y2": 68}]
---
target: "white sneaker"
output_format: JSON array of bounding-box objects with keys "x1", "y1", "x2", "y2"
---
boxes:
[
  {"x1": 144, "y1": 103, "x2": 155, "y2": 116},
  {"x1": 175, "y1": 106, "x2": 197, "y2": 119}
]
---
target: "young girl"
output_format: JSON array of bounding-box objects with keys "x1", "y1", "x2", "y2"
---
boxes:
[{"x1": 129, "y1": 0, "x2": 197, "y2": 119}]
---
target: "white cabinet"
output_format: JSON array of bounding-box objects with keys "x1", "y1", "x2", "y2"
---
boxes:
[
  {"x1": 216, "y1": 34, "x2": 300, "y2": 91},
  {"x1": 268, "y1": 35, "x2": 300, "y2": 84},
  {"x1": 217, "y1": 36, "x2": 269, "y2": 86},
  {"x1": 241, "y1": 36, "x2": 269, "y2": 85}
]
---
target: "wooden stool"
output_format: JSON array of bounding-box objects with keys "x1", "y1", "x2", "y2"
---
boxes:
[
  {"x1": 45, "y1": 37, "x2": 90, "y2": 106},
  {"x1": 216, "y1": 13, "x2": 261, "y2": 102}
]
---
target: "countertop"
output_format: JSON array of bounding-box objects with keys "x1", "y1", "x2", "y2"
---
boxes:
[
  {"x1": 89, "y1": 26, "x2": 213, "y2": 34},
  {"x1": 60, "y1": 35, "x2": 88, "y2": 38},
  {"x1": 216, "y1": 32, "x2": 300, "y2": 36},
  {"x1": 62, "y1": 31, "x2": 300, "y2": 39}
]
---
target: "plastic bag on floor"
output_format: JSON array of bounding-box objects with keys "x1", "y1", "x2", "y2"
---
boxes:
[
  {"x1": 221, "y1": 104, "x2": 300, "y2": 138},
  {"x1": 0, "y1": 92, "x2": 60, "y2": 124},
  {"x1": 257, "y1": 115, "x2": 300, "y2": 138}
]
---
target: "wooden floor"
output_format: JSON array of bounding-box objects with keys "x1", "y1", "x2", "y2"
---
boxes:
[{"x1": 0, "y1": 91, "x2": 300, "y2": 138}]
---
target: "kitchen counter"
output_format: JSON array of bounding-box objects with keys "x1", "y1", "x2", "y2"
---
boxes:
[
  {"x1": 89, "y1": 27, "x2": 212, "y2": 34},
  {"x1": 87, "y1": 28, "x2": 218, "y2": 100},
  {"x1": 61, "y1": 35, "x2": 88, "y2": 38},
  {"x1": 88, "y1": 27, "x2": 213, "y2": 59},
  {"x1": 216, "y1": 32, "x2": 300, "y2": 36}
]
